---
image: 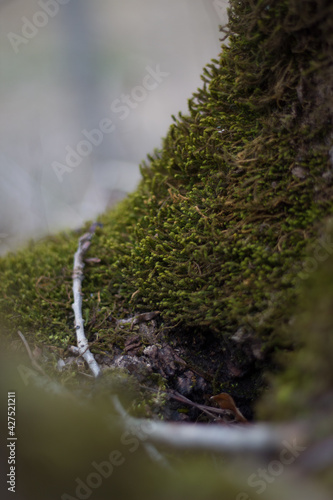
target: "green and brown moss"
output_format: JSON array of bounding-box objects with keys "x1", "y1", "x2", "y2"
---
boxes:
[
  {"x1": 257, "y1": 218, "x2": 333, "y2": 423},
  {"x1": 1, "y1": 0, "x2": 333, "y2": 406}
]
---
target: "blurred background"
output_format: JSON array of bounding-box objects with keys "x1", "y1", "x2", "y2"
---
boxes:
[{"x1": 0, "y1": 0, "x2": 228, "y2": 253}]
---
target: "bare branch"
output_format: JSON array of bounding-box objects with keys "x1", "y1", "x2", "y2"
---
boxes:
[
  {"x1": 72, "y1": 226, "x2": 102, "y2": 378},
  {"x1": 112, "y1": 395, "x2": 170, "y2": 468},
  {"x1": 111, "y1": 396, "x2": 308, "y2": 455},
  {"x1": 17, "y1": 330, "x2": 47, "y2": 376}
]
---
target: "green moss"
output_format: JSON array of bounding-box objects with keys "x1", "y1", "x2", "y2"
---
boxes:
[
  {"x1": 1, "y1": 0, "x2": 333, "y2": 388},
  {"x1": 257, "y1": 218, "x2": 333, "y2": 422}
]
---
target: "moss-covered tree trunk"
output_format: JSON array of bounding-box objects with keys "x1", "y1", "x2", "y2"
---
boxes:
[
  {"x1": 1, "y1": 0, "x2": 333, "y2": 415},
  {"x1": 2, "y1": 1, "x2": 333, "y2": 499}
]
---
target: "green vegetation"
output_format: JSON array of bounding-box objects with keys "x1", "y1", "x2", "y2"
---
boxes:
[
  {"x1": 1, "y1": 0, "x2": 333, "y2": 403},
  {"x1": 257, "y1": 219, "x2": 333, "y2": 423},
  {"x1": 1, "y1": 2, "x2": 333, "y2": 498}
]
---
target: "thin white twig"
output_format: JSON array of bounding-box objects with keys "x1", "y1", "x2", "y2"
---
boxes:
[
  {"x1": 72, "y1": 228, "x2": 102, "y2": 378},
  {"x1": 67, "y1": 345, "x2": 80, "y2": 356},
  {"x1": 17, "y1": 330, "x2": 74, "y2": 397},
  {"x1": 137, "y1": 420, "x2": 286, "y2": 453},
  {"x1": 112, "y1": 395, "x2": 170, "y2": 468},
  {"x1": 17, "y1": 330, "x2": 47, "y2": 376},
  {"x1": 168, "y1": 390, "x2": 229, "y2": 421},
  {"x1": 112, "y1": 395, "x2": 307, "y2": 455}
]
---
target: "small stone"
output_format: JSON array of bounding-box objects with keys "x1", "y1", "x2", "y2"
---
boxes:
[
  {"x1": 252, "y1": 343, "x2": 264, "y2": 360},
  {"x1": 56, "y1": 359, "x2": 66, "y2": 372},
  {"x1": 291, "y1": 166, "x2": 307, "y2": 179},
  {"x1": 176, "y1": 370, "x2": 196, "y2": 396},
  {"x1": 112, "y1": 355, "x2": 152, "y2": 382},
  {"x1": 143, "y1": 344, "x2": 185, "y2": 378},
  {"x1": 231, "y1": 327, "x2": 247, "y2": 343}
]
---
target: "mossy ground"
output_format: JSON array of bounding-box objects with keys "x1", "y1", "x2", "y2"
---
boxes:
[{"x1": 1, "y1": 0, "x2": 333, "y2": 409}]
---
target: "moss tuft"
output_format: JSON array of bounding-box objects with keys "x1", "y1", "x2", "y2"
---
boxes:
[{"x1": 1, "y1": 1, "x2": 333, "y2": 401}]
